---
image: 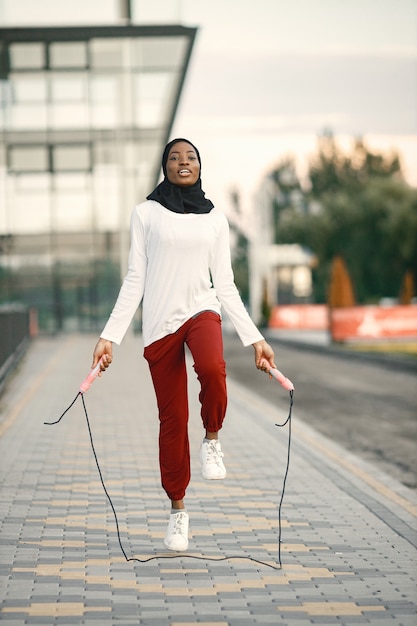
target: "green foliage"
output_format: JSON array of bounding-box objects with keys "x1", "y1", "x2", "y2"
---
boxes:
[
  {"x1": 309, "y1": 132, "x2": 402, "y2": 196},
  {"x1": 269, "y1": 158, "x2": 306, "y2": 242},
  {"x1": 273, "y1": 132, "x2": 417, "y2": 303}
]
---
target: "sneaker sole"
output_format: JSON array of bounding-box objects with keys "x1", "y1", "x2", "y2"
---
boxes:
[
  {"x1": 201, "y1": 471, "x2": 226, "y2": 480},
  {"x1": 164, "y1": 540, "x2": 189, "y2": 552}
]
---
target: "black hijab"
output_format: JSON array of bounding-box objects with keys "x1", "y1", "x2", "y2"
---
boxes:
[{"x1": 146, "y1": 138, "x2": 214, "y2": 214}]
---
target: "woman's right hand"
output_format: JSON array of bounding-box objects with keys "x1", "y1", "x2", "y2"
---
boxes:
[{"x1": 92, "y1": 338, "x2": 113, "y2": 373}]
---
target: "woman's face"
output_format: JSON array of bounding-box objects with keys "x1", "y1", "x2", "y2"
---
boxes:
[{"x1": 166, "y1": 141, "x2": 200, "y2": 187}]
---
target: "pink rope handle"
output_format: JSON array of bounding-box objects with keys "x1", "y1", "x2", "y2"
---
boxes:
[
  {"x1": 260, "y1": 359, "x2": 295, "y2": 391},
  {"x1": 79, "y1": 356, "x2": 105, "y2": 394}
]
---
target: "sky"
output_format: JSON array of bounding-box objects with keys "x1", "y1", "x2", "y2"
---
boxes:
[
  {"x1": 1, "y1": 0, "x2": 416, "y2": 221},
  {"x1": 173, "y1": 0, "x2": 417, "y2": 220}
]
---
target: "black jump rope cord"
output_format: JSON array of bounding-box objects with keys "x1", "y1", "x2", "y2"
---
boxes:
[{"x1": 45, "y1": 389, "x2": 294, "y2": 571}]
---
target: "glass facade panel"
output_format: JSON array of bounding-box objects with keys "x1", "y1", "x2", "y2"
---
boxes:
[
  {"x1": 13, "y1": 76, "x2": 47, "y2": 102},
  {"x1": 135, "y1": 72, "x2": 175, "y2": 127},
  {"x1": 55, "y1": 173, "x2": 89, "y2": 191},
  {"x1": 49, "y1": 42, "x2": 88, "y2": 69},
  {"x1": 49, "y1": 103, "x2": 90, "y2": 128},
  {"x1": 92, "y1": 167, "x2": 120, "y2": 230},
  {"x1": 54, "y1": 192, "x2": 91, "y2": 230},
  {"x1": 0, "y1": 23, "x2": 196, "y2": 330},
  {"x1": 132, "y1": 36, "x2": 188, "y2": 69},
  {"x1": 90, "y1": 104, "x2": 117, "y2": 129},
  {"x1": 12, "y1": 192, "x2": 50, "y2": 232},
  {"x1": 15, "y1": 173, "x2": 50, "y2": 191},
  {"x1": 90, "y1": 39, "x2": 124, "y2": 68},
  {"x1": 9, "y1": 43, "x2": 45, "y2": 70},
  {"x1": 90, "y1": 75, "x2": 119, "y2": 128},
  {"x1": 93, "y1": 142, "x2": 118, "y2": 165},
  {"x1": 90, "y1": 76, "x2": 117, "y2": 102},
  {"x1": 10, "y1": 104, "x2": 48, "y2": 129},
  {"x1": 50, "y1": 76, "x2": 87, "y2": 101},
  {"x1": 53, "y1": 145, "x2": 91, "y2": 171},
  {"x1": 9, "y1": 146, "x2": 49, "y2": 172}
]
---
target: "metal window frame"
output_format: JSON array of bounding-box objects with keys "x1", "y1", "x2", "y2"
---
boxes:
[{"x1": 0, "y1": 23, "x2": 197, "y2": 185}]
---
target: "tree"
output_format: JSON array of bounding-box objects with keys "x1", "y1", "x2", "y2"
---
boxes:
[
  {"x1": 400, "y1": 270, "x2": 415, "y2": 304},
  {"x1": 269, "y1": 158, "x2": 306, "y2": 242},
  {"x1": 272, "y1": 133, "x2": 417, "y2": 304},
  {"x1": 309, "y1": 131, "x2": 402, "y2": 196},
  {"x1": 328, "y1": 256, "x2": 355, "y2": 307}
]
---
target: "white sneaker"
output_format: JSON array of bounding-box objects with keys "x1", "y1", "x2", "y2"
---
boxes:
[
  {"x1": 200, "y1": 439, "x2": 226, "y2": 480},
  {"x1": 164, "y1": 511, "x2": 189, "y2": 552}
]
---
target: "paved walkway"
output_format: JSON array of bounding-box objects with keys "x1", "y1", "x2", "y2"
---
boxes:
[{"x1": 1, "y1": 333, "x2": 416, "y2": 625}]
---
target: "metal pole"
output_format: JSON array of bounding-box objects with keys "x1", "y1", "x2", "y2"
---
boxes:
[{"x1": 119, "y1": 0, "x2": 132, "y2": 24}]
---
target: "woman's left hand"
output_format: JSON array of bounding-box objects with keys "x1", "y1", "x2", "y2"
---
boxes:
[{"x1": 252, "y1": 339, "x2": 276, "y2": 372}]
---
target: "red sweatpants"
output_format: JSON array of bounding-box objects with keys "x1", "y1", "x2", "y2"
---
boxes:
[{"x1": 143, "y1": 311, "x2": 227, "y2": 501}]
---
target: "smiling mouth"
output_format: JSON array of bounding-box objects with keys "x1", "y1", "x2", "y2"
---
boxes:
[{"x1": 179, "y1": 169, "x2": 190, "y2": 174}]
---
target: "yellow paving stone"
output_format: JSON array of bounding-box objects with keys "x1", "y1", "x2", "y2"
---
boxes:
[
  {"x1": 192, "y1": 515, "x2": 304, "y2": 528},
  {"x1": 262, "y1": 543, "x2": 329, "y2": 552},
  {"x1": 235, "y1": 500, "x2": 275, "y2": 508},
  {"x1": 288, "y1": 565, "x2": 353, "y2": 577},
  {"x1": 85, "y1": 575, "x2": 113, "y2": 584},
  {"x1": 12, "y1": 561, "x2": 351, "y2": 589},
  {"x1": 111, "y1": 580, "x2": 163, "y2": 592},
  {"x1": 212, "y1": 582, "x2": 262, "y2": 592},
  {"x1": 278, "y1": 602, "x2": 386, "y2": 616},
  {"x1": 164, "y1": 587, "x2": 216, "y2": 596},
  {"x1": 276, "y1": 566, "x2": 353, "y2": 583}
]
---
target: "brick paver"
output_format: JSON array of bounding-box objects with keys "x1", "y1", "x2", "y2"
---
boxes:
[{"x1": 1, "y1": 333, "x2": 416, "y2": 625}]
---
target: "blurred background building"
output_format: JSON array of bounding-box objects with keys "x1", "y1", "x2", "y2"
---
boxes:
[
  {"x1": 1, "y1": 0, "x2": 415, "y2": 343},
  {"x1": 0, "y1": 0, "x2": 196, "y2": 332}
]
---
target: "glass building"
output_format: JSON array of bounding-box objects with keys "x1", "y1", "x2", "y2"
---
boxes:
[{"x1": 0, "y1": 23, "x2": 196, "y2": 331}]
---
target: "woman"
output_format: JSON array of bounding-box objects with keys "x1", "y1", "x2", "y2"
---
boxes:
[{"x1": 92, "y1": 138, "x2": 276, "y2": 552}]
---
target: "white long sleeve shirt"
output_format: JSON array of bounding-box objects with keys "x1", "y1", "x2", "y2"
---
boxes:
[{"x1": 101, "y1": 201, "x2": 264, "y2": 347}]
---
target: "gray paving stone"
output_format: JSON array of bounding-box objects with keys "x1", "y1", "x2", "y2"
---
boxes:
[{"x1": 0, "y1": 334, "x2": 416, "y2": 626}]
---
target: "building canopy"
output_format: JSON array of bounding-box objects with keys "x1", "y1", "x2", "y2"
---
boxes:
[{"x1": 0, "y1": 24, "x2": 196, "y2": 235}]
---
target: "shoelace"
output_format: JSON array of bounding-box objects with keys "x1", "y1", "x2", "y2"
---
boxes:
[
  {"x1": 206, "y1": 441, "x2": 224, "y2": 465},
  {"x1": 172, "y1": 512, "x2": 187, "y2": 535}
]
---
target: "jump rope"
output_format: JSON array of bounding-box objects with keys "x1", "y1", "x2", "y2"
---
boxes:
[{"x1": 44, "y1": 357, "x2": 294, "y2": 571}]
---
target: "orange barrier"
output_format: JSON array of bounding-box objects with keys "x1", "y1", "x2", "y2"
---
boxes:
[
  {"x1": 269, "y1": 304, "x2": 328, "y2": 330},
  {"x1": 269, "y1": 304, "x2": 417, "y2": 340},
  {"x1": 331, "y1": 305, "x2": 417, "y2": 341}
]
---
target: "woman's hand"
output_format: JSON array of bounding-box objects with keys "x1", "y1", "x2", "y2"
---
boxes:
[
  {"x1": 252, "y1": 339, "x2": 276, "y2": 372},
  {"x1": 92, "y1": 338, "x2": 113, "y2": 374}
]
